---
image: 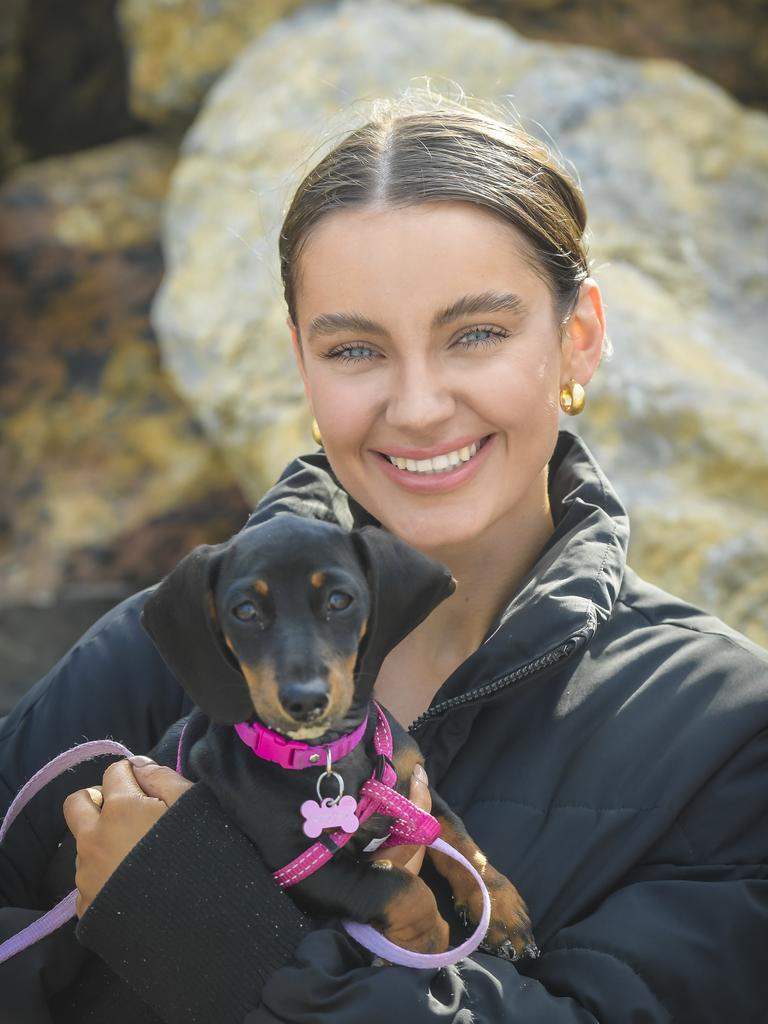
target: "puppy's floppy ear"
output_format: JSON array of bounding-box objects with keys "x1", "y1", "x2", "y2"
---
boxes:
[
  {"x1": 141, "y1": 541, "x2": 255, "y2": 724},
  {"x1": 350, "y1": 527, "x2": 456, "y2": 684}
]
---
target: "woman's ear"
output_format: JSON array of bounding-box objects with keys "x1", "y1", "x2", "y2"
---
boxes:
[
  {"x1": 288, "y1": 316, "x2": 312, "y2": 403},
  {"x1": 560, "y1": 278, "x2": 606, "y2": 387}
]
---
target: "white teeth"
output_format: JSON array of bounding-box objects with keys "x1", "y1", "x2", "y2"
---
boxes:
[{"x1": 387, "y1": 440, "x2": 483, "y2": 474}]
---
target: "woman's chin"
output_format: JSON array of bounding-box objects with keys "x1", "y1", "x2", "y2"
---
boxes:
[{"x1": 380, "y1": 513, "x2": 487, "y2": 560}]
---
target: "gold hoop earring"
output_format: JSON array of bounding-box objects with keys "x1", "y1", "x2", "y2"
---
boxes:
[
  {"x1": 311, "y1": 419, "x2": 323, "y2": 445},
  {"x1": 559, "y1": 380, "x2": 586, "y2": 416}
]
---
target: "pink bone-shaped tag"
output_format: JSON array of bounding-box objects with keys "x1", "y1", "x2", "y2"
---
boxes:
[{"x1": 300, "y1": 795, "x2": 360, "y2": 838}]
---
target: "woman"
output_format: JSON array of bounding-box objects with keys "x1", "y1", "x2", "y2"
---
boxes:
[{"x1": 1, "y1": 102, "x2": 766, "y2": 1022}]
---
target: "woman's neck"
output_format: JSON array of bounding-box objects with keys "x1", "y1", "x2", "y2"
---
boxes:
[
  {"x1": 417, "y1": 489, "x2": 554, "y2": 662},
  {"x1": 375, "y1": 469, "x2": 555, "y2": 724}
]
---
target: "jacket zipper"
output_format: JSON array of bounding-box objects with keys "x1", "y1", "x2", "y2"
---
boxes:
[{"x1": 408, "y1": 626, "x2": 594, "y2": 736}]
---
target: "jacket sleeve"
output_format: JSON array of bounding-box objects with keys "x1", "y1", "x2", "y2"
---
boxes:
[
  {"x1": 74, "y1": 782, "x2": 313, "y2": 1024},
  {"x1": 0, "y1": 589, "x2": 191, "y2": 1021}
]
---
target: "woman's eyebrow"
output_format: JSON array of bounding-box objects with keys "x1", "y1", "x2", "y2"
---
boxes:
[
  {"x1": 307, "y1": 291, "x2": 527, "y2": 340},
  {"x1": 308, "y1": 311, "x2": 382, "y2": 339},
  {"x1": 433, "y1": 291, "x2": 527, "y2": 326}
]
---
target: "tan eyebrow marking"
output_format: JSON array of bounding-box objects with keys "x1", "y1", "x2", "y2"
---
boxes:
[
  {"x1": 253, "y1": 579, "x2": 269, "y2": 596},
  {"x1": 310, "y1": 571, "x2": 326, "y2": 588},
  {"x1": 307, "y1": 292, "x2": 527, "y2": 342}
]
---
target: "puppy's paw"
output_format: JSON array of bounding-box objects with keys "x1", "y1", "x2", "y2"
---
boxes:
[
  {"x1": 454, "y1": 865, "x2": 536, "y2": 960},
  {"x1": 383, "y1": 912, "x2": 450, "y2": 955},
  {"x1": 376, "y1": 872, "x2": 450, "y2": 954}
]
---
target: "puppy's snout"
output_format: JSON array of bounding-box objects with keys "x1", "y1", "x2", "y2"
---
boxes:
[{"x1": 279, "y1": 679, "x2": 330, "y2": 722}]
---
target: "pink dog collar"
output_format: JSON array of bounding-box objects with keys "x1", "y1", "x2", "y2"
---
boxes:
[{"x1": 233, "y1": 715, "x2": 369, "y2": 770}]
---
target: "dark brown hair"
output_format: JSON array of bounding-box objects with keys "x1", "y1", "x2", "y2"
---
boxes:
[{"x1": 279, "y1": 100, "x2": 590, "y2": 326}]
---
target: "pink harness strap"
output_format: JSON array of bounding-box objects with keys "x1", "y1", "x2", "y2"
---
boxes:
[{"x1": 271, "y1": 704, "x2": 440, "y2": 888}]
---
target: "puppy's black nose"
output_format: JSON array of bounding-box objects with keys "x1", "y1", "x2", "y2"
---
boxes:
[{"x1": 279, "y1": 680, "x2": 330, "y2": 722}]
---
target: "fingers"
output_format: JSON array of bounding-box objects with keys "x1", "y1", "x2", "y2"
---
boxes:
[
  {"x1": 401, "y1": 764, "x2": 431, "y2": 875},
  {"x1": 128, "y1": 756, "x2": 194, "y2": 806},
  {"x1": 409, "y1": 763, "x2": 432, "y2": 813},
  {"x1": 63, "y1": 757, "x2": 191, "y2": 844},
  {"x1": 62, "y1": 758, "x2": 180, "y2": 918},
  {"x1": 102, "y1": 758, "x2": 159, "y2": 801},
  {"x1": 372, "y1": 763, "x2": 432, "y2": 876},
  {"x1": 63, "y1": 787, "x2": 103, "y2": 837}
]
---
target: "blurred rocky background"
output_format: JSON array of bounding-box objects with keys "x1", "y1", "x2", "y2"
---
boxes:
[{"x1": 1, "y1": 0, "x2": 766, "y2": 711}]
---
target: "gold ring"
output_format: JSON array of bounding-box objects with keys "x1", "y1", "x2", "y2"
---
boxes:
[{"x1": 86, "y1": 787, "x2": 104, "y2": 808}]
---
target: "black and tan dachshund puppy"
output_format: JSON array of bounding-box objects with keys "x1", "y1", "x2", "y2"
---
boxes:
[{"x1": 142, "y1": 515, "x2": 535, "y2": 958}]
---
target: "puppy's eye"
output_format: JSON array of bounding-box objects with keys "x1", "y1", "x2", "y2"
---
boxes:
[
  {"x1": 232, "y1": 600, "x2": 259, "y2": 622},
  {"x1": 327, "y1": 590, "x2": 353, "y2": 612}
]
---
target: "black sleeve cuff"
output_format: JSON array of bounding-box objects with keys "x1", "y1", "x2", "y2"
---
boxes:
[{"x1": 76, "y1": 782, "x2": 312, "y2": 1024}]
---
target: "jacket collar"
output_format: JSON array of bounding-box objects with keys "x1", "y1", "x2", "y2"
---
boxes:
[{"x1": 497, "y1": 429, "x2": 629, "y2": 642}]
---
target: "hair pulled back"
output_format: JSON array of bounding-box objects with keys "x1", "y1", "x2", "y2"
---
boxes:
[{"x1": 279, "y1": 99, "x2": 590, "y2": 326}]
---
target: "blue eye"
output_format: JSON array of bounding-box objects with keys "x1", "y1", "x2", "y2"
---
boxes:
[
  {"x1": 457, "y1": 326, "x2": 509, "y2": 349},
  {"x1": 326, "y1": 343, "x2": 377, "y2": 364}
]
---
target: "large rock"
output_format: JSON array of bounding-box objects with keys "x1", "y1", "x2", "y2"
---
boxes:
[
  {"x1": 152, "y1": 0, "x2": 768, "y2": 648},
  {"x1": 115, "y1": 0, "x2": 768, "y2": 130},
  {"x1": 0, "y1": 137, "x2": 250, "y2": 704},
  {"x1": 117, "y1": 0, "x2": 305, "y2": 126},
  {"x1": 442, "y1": 0, "x2": 768, "y2": 111}
]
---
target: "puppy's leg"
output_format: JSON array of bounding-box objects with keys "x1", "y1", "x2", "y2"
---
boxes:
[
  {"x1": 428, "y1": 792, "x2": 537, "y2": 960},
  {"x1": 295, "y1": 855, "x2": 450, "y2": 955}
]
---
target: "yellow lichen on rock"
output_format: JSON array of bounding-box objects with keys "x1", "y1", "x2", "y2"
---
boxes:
[{"x1": 117, "y1": 0, "x2": 306, "y2": 124}]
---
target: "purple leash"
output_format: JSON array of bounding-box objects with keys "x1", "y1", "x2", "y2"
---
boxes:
[{"x1": 0, "y1": 739, "x2": 132, "y2": 964}]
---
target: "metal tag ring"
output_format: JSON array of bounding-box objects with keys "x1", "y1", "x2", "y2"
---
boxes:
[{"x1": 316, "y1": 770, "x2": 345, "y2": 804}]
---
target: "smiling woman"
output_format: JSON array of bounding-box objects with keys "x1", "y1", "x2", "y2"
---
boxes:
[{"x1": 1, "y1": 98, "x2": 767, "y2": 1023}]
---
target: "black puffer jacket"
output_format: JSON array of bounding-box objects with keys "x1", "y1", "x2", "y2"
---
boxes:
[{"x1": 1, "y1": 431, "x2": 767, "y2": 1022}]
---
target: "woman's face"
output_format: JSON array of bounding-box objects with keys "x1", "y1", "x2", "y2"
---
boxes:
[{"x1": 291, "y1": 202, "x2": 600, "y2": 555}]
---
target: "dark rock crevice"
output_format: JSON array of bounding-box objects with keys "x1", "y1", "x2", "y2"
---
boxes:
[{"x1": 11, "y1": 0, "x2": 147, "y2": 168}]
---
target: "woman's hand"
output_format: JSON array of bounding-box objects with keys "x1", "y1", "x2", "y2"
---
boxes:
[
  {"x1": 371, "y1": 763, "x2": 432, "y2": 876},
  {"x1": 62, "y1": 757, "x2": 193, "y2": 917}
]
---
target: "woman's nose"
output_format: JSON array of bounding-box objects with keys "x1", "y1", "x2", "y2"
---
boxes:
[{"x1": 385, "y1": 363, "x2": 456, "y2": 433}]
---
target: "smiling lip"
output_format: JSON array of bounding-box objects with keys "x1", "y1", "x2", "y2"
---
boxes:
[
  {"x1": 374, "y1": 435, "x2": 495, "y2": 494},
  {"x1": 377, "y1": 436, "x2": 488, "y2": 460}
]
